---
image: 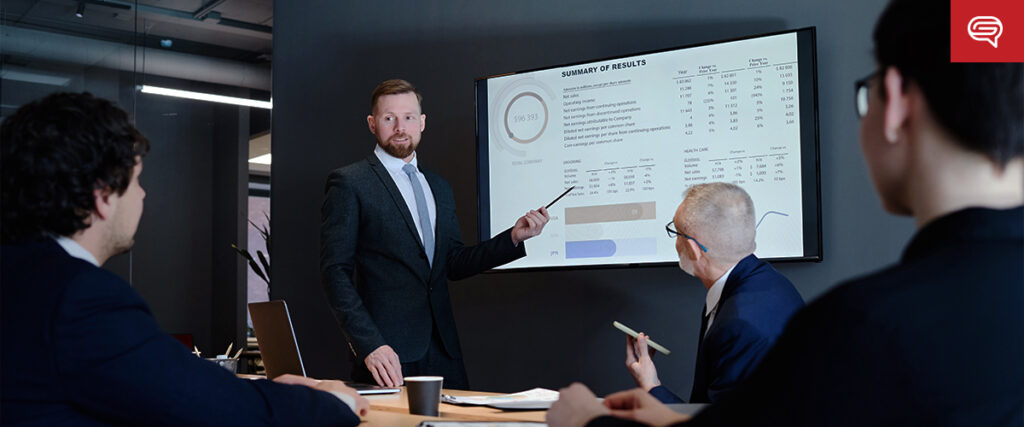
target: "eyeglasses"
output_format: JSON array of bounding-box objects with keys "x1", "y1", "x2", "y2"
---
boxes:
[
  {"x1": 665, "y1": 221, "x2": 708, "y2": 253},
  {"x1": 854, "y1": 71, "x2": 878, "y2": 119}
]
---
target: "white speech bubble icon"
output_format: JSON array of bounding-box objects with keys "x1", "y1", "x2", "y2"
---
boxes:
[{"x1": 968, "y1": 16, "x2": 1003, "y2": 48}]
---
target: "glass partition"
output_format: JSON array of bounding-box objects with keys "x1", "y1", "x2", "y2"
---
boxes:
[{"x1": 1, "y1": 0, "x2": 272, "y2": 360}]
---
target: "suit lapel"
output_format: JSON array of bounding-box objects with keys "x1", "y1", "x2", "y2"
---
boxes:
[
  {"x1": 691, "y1": 256, "x2": 759, "y2": 403},
  {"x1": 690, "y1": 255, "x2": 760, "y2": 402},
  {"x1": 366, "y1": 155, "x2": 425, "y2": 256},
  {"x1": 690, "y1": 305, "x2": 710, "y2": 403},
  {"x1": 700, "y1": 255, "x2": 759, "y2": 344}
]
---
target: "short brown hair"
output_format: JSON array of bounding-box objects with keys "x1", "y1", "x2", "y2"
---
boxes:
[{"x1": 370, "y1": 79, "x2": 422, "y2": 114}]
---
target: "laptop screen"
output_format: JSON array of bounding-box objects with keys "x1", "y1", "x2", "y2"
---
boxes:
[{"x1": 248, "y1": 300, "x2": 306, "y2": 379}]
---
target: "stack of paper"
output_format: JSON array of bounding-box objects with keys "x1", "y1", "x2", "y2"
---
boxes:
[
  {"x1": 441, "y1": 388, "x2": 560, "y2": 410},
  {"x1": 417, "y1": 421, "x2": 544, "y2": 423}
]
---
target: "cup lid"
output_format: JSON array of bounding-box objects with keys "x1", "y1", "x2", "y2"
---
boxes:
[{"x1": 403, "y1": 376, "x2": 443, "y2": 382}]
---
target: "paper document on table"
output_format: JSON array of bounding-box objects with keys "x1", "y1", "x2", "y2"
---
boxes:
[
  {"x1": 417, "y1": 421, "x2": 544, "y2": 423},
  {"x1": 441, "y1": 388, "x2": 559, "y2": 409}
]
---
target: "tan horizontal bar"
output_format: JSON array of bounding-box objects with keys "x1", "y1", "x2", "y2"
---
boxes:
[{"x1": 565, "y1": 201, "x2": 656, "y2": 225}]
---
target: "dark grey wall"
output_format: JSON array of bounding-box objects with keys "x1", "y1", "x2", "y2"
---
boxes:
[
  {"x1": 272, "y1": 0, "x2": 916, "y2": 395},
  {"x1": 210, "y1": 104, "x2": 250, "y2": 356}
]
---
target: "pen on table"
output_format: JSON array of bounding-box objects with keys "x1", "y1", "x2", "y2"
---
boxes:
[
  {"x1": 223, "y1": 342, "x2": 233, "y2": 358},
  {"x1": 545, "y1": 185, "x2": 575, "y2": 210},
  {"x1": 193, "y1": 346, "x2": 201, "y2": 357},
  {"x1": 231, "y1": 347, "x2": 244, "y2": 359}
]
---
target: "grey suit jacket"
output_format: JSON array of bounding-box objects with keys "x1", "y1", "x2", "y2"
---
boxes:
[{"x1": 320, "y1": 154, "x2": 525, "y2": 363}]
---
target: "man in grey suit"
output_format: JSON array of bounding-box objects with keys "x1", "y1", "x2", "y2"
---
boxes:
[{"x1": 321, "y1": 79, "x2": 550, "y2": 389}]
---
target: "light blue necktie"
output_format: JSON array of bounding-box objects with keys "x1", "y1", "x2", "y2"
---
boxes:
[{"x1": 402, "y1": 163, "x2": 434, "y2": 267}]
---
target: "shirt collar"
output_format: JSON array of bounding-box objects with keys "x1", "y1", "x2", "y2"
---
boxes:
[
  {"x1": 374, "y1": 144, "x2": 418, "y2": 174},
  {"x1": 902, "y1": 206, "x2": 1024, "y2": 263},
  {"x1": 705, "y1": 264, "x2": 736, "y2": 316},
  {"x1": 54, "y1": 235, "x2": 100, "y2": 267}
]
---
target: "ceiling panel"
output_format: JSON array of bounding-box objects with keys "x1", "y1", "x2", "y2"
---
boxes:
[{"x1": 2, "y1": 0, "x2": 273, "y2": 61}]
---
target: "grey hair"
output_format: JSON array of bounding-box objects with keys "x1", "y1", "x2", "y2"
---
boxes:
[{"x1": 678, "y1": 182, "x2": 756, "y2": 265}]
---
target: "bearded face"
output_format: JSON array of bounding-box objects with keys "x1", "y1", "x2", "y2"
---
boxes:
[{"x1": 369, "y1": 92, "x2": 425, "y2": 161}]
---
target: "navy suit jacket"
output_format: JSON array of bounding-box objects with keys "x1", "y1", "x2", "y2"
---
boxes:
[
  {"x1": 1, "y1": 240, "x2": 359, "y2": 426},
  {"x1": 320, "y1": 155, "x2": 525, "y2": 363},
  {"x1": 591, "y1": 206, "x2": 1024, "y2": 427},
  {"x1": 649, "y1": 254, "x2": 803, "y2": 404}
]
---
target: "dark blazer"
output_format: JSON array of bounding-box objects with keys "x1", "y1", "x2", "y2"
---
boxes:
[
  {"x1": 649, "y1": 254, "x2": 804, "y2": 404},
  {"x1": 1, "y1": 239, "x2": 359, "y2": 426},
  {"x1": 320, "y1": 155, "x2": 525, "y2": 363},
  {"x1": 591, "y1": 206, "x2": 1024, "y2": 427}
]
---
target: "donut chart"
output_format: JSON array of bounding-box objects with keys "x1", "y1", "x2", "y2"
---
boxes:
[
  {"x1": 489, "y1": 78, "x2": 556, "y2": 156},
  {"x1": 503, "y1": 91, "x2": 549, "y2": 144}
]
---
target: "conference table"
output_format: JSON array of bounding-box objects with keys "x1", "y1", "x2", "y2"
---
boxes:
[
  {"x1": 364, "y1": 388, "x2": 708, "y2": 425},
  {"x1": 238, "y1": 375, "x2": 704, "y2": 425},
  {"x1": 364, "y1": 388, "x2": 547, "y2": 425}
]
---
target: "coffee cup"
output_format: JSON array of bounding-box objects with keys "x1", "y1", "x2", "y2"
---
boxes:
[{"x1": 404, "y1": 376, "x2": 444, "y2": 416}]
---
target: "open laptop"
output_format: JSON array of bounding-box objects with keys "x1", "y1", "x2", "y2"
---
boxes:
[{"x1": 248, "y1": 300, "x2": 399, "y2": 395}]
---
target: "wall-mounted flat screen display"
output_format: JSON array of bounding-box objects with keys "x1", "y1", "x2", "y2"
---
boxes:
[{"x1": 476, "y1": 28, "x2": 821, "y2": 270}]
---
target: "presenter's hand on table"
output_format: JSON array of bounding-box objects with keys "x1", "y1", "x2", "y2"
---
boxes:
[
  {"x1": 547, "y1": 383, "x2": 610, "y2": 427},
  {"x1": 365, "y1": 344, "x2": 403, "y2": 387},
  {"x1": 511, "y1": 206, "x2": 551, "y2": 245},
  {"x1": 273, "y1": 374, "x2": 370, "y2": 417},
  {"x1": 626, "y1": 332, "x2": 662, "y2": 391},
  {"x1": 603, "y1": 388, "x2": 691, "y2": 426}
]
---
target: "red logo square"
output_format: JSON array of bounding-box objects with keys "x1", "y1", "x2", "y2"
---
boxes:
[{"x1": 951, "y1": 0, "x2": 1024, "y2": 62}]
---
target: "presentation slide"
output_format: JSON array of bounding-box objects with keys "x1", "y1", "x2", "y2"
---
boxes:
[{"x1": 477, "y1": 29, "x2": 820, "y2": 270}]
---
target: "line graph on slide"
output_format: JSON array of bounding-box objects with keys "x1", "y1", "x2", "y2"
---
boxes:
[
  {"x1": 753, "y1": 209, "x2": 801, "y2": 257},
  {"x1": 756, "y1": 210, "x2": 789, "y2": 229}
]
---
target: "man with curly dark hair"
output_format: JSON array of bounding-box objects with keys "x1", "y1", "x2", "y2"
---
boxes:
[{"x1": 1, "y1": 92, "x2": 368, "y2": 426}]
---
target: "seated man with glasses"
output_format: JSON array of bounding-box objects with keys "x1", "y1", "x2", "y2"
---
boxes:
[
  {"x1": 623, "y1": 182, "x2": 803, "y2": 404},
  {"x1": 549, "y1": 0, "x2": 1022, "y2": 425}
]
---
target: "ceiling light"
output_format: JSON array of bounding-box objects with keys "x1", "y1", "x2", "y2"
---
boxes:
[
  {"x1": 1, "y1": 67, "x2": 72, "y2": 86},
  {"x1": 139, "y1": 85, "x2": 272, "y2": 109},
  {"x1": 248, "y1": 153, "x2": 272, "y2": 165},
  {"x1": 75, "y1": 3, "x2": 85, "y2": 18}
]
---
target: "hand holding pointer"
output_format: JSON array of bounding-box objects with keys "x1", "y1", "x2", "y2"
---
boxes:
[
  {"x1": 511, "y1": 186, "x2": 572, "y2": 245},
  {"x1": 511, "y1": 207, "x2": 550, "y2": 245}
]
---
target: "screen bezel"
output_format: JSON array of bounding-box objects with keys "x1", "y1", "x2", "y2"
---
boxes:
[{"x1": 475, "y1": 27, "x2": 822, "y2": 272}]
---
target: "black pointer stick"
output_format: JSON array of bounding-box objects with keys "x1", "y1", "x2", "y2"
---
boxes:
[{"x1": 545, "y1": 186, "x2": 575, "y2": 209}]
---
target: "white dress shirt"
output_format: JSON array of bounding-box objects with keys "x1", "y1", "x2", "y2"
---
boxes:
[
  {"x1": 704, "y1": 264, "x2": 736, "y2": 336},
  {"x1": 55, "y1": 236, "x2": 99, "y2": 267},
  {"x1": 374, "y1": 145, "x2": 437, "y2": 246}
]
